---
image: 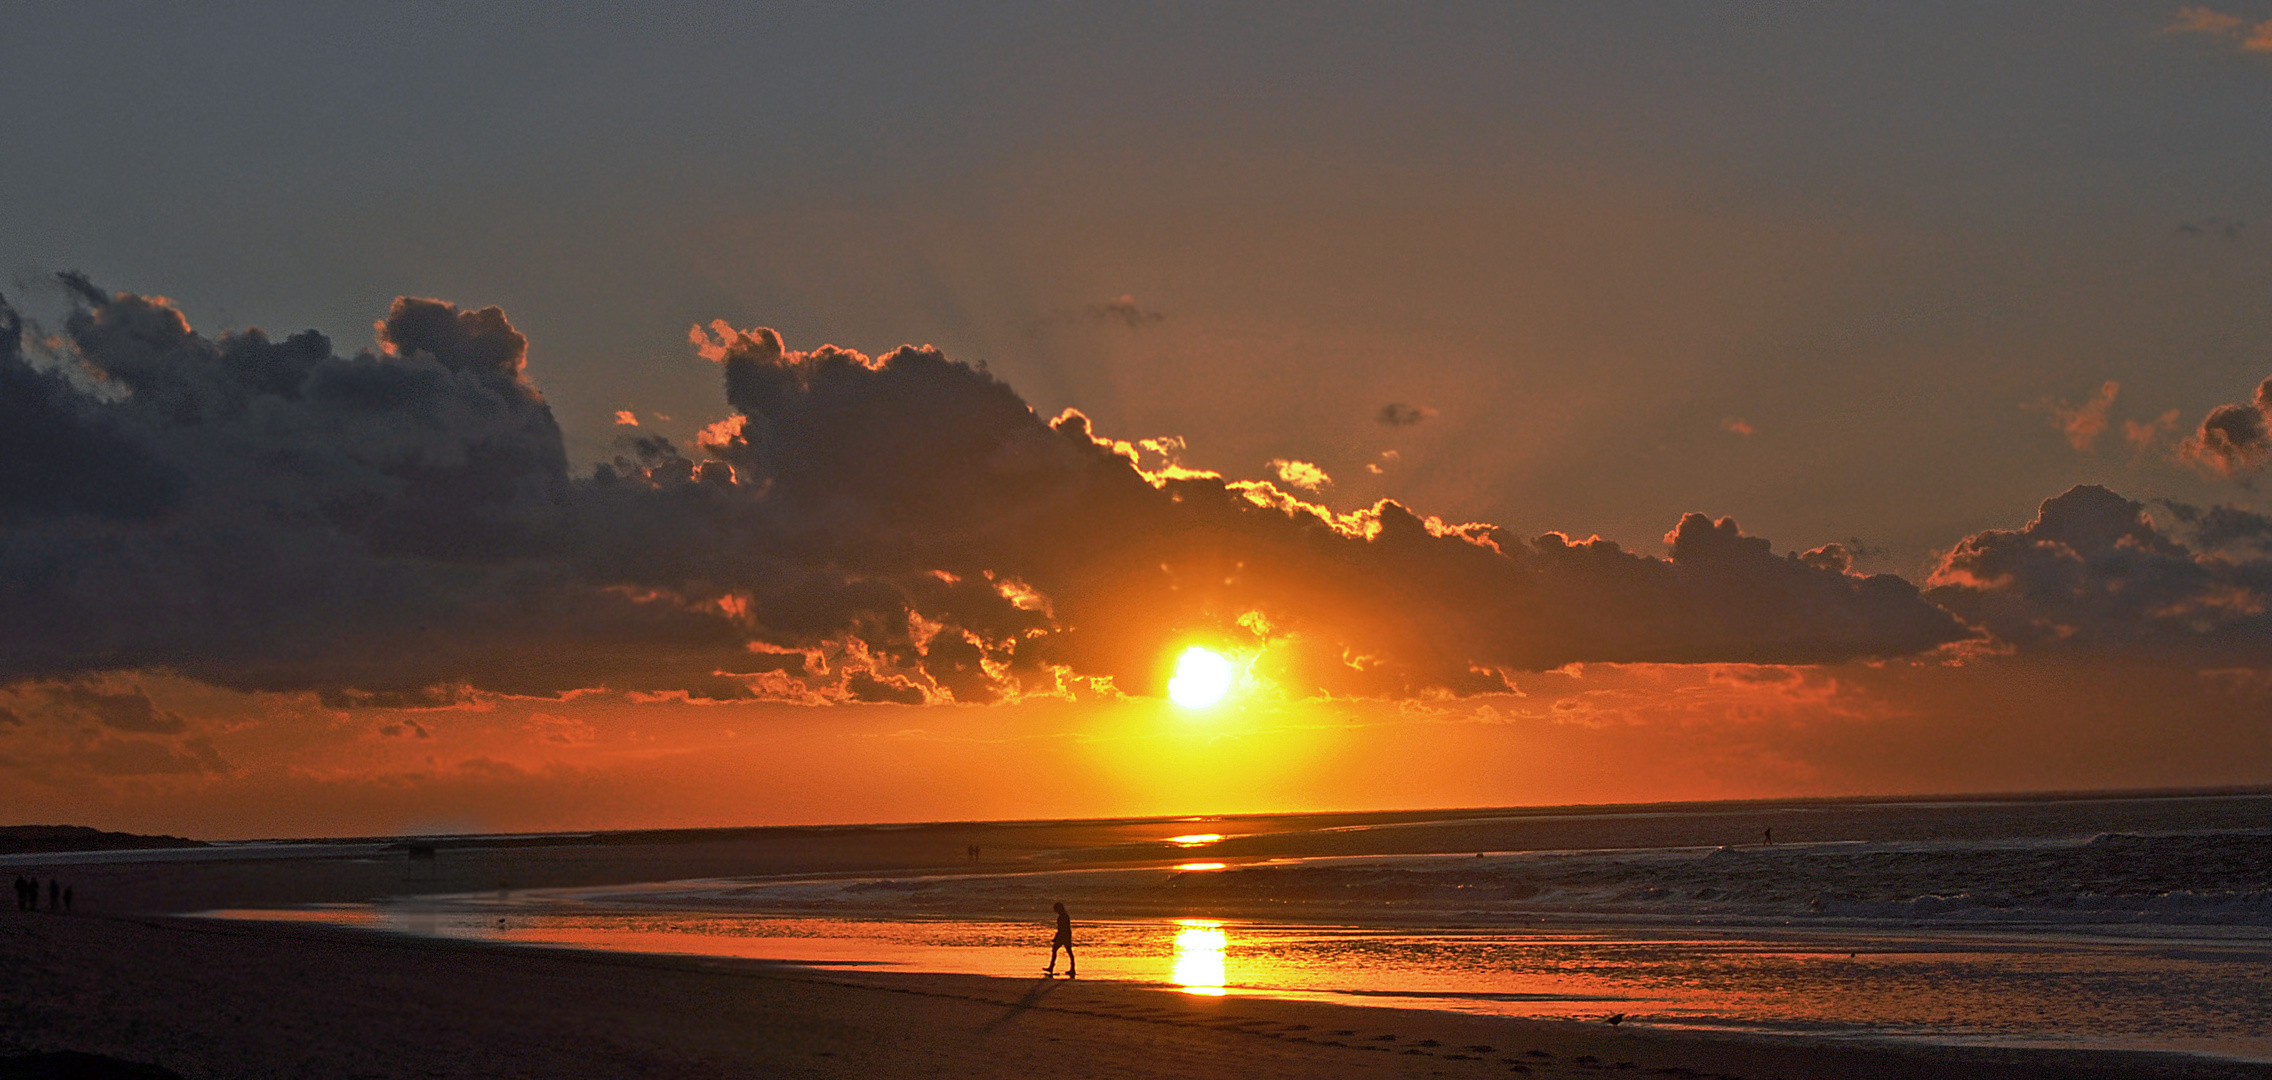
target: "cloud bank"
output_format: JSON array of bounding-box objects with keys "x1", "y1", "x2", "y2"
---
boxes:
[
  {"x1": 0, "y1": 280, "x2": 1991, "y2": 705},
  {"x1": 1928, "y1": 485, "x2": 2272, "y2": 661}
]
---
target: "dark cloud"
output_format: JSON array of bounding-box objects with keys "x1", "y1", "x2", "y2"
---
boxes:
[
  {"x1": 0, "y1": 280, "x2": 753, "y2": 701},
  {"x1": 1092, "y1": 294, "x2": 1163, "y2": 328},
  {"x1": 1840, "y1": 538, "x2": 1890, "y2": 561},
  {"x1": 1025, "y1": 295, "x2": 1164, "y2": 335},
  {"x1": 1929, "y1": 485, "x2": 2272, "y2": 658},
  {"x1": 77, "y1": 735, "x2": 227, "y2": 777},
  {"x1": 1, "y1": 279, "x2": 1971, "y2": 705},
  {"x1": 0, "y1": 295, "x2": 182, "y2": 522},
  {"x1": 2155, "y1": 500, "x2": 2272, "y2": 553},
  {"x1": 55, "y1": 686, "x2": 188, "y2": 734},
  {"x1": 2175, "y1": 216, "x2": 2247, "y2": 240},
  {"x1": 2179, "y1": 376, "x2": 2272, "y2": 479},
  {"x1": 1376, "y1": 402, "x2": 1434, "y2": 427}
]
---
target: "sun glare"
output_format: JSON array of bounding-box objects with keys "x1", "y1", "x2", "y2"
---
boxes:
[
  {"x1": 1167, "y1": 647, "x2": 1235, "y2": 709},
  {"x1": 1171, "y1": 919, "x2": 1228, "y2": 995}
]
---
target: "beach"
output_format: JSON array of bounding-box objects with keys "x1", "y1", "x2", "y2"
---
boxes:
[
  {"x1": 5, "y1": 910, "x2": 2270, "y2": 1080},
  {"x1": 4, "y1": 792, "x2": 2270, "y2": 1078}
]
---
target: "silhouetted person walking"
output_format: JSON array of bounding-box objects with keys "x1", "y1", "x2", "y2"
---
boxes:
[{"x1": 1045, "y1": 902, "x2": 1076, "y2": 977}]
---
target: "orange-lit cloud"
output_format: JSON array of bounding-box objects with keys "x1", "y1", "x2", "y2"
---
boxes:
[
  {"x1": 694, "y1": 413, "x2": 746, "y2": 453},
  {"x1": 1722, "y1": 416, "x2": 1755, "y2": 437},
  {"x1": 2036, "y1": 380, "x2": 2118, "y2": 452},
  {"x1": 2124, "y1": 408, "x2": 2182, "y2": 451},
  {"x1": 2177, "y1": 375, "x2": 2272, "y2": 478},
  {"x1": 1267, "y1": 458, "x2": 1330, "y2": 491},
  {"x1": 5, "y1": 651, "x2": 2268, "y2": 839},
  {"x1": 2163, "y1": 7, "x2": 2272, "y2": 52},
  {"x1": 614, "y1": 410, "x2": 638, "y2": 426},
  {"x1": 2168, "y1": 6, "x2": 2246, "y2": 34}
]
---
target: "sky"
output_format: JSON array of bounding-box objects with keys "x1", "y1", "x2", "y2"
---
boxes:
[{"x1": 3, "y1": 3, "x2": 2270, "y2": 839}]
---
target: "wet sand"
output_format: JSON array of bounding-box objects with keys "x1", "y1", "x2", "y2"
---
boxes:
[{"x1": 0, "y1": 909, "x2": 2261, "y2": 1079}]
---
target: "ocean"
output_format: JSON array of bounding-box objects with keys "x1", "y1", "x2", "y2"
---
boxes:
[{"x1": 205, "y1": 789, "x2": 2272, "y2": 1061}]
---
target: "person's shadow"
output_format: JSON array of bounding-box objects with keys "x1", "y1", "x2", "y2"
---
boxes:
[{"x1": 979, "y1": 976, "x2": 1064, "y2": 1033}]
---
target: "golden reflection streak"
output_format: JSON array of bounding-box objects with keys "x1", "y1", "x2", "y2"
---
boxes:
[
  {"x1": 1171, "y1": 919, "x2": 1228, "y2": 995},
  {"x1": 1165, "y1": 833, "x2": 1224, "y2": 847}
]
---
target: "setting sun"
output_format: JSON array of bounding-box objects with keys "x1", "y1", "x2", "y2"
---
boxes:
[{"x1": 1166, "y1": 647, "x2": 1236, "y2": 709}]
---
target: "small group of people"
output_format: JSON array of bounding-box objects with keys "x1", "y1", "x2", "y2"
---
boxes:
[{"x1": 13, "y1": 874, "x2": 69, "y2": 912}]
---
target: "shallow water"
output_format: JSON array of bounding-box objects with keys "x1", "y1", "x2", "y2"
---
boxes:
[{"x1": 200, "y1": 790, "x2": 2272, "y2": 1061}]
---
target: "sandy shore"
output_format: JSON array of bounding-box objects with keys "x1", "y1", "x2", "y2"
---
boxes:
[
  {"x1": 0, "y1": 909, "x2": 2262, "y2": 1080},
  {"x1": 5, "y1": 820, "x2": 2271, "y2": 1080}
]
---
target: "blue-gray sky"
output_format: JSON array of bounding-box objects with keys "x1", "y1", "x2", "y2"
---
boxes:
[{"x1": 11, "y1": 3, "x2": 2271, "y2": 562}]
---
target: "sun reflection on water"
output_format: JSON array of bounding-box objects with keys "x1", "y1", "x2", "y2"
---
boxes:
[{"x1": 1171, "y1": 918, "x2": 1228, "y2": 995}]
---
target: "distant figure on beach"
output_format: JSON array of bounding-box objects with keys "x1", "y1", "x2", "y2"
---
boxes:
[
  {"x1": 1762, "y1": 827, "x2": 1773, "y2": 845},
  {"x1": 11, "y1": 875, "x2": 26, "y2": 911},
  {"x1": 1044, "y1": 902, "x2": 1076, "y2": 977}
]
